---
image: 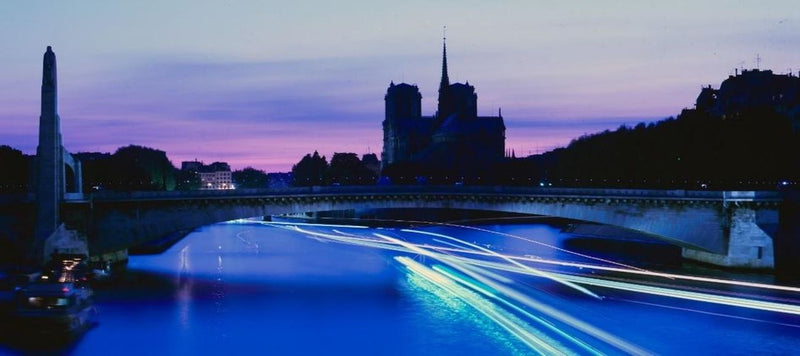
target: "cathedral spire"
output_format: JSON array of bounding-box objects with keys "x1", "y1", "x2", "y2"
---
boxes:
[
  {"x1": 436, "y1": 27, "x2": 450, "y2": 122},
  {"x1": 439, "y1": 28, "x2": 450, "y2": 93}
]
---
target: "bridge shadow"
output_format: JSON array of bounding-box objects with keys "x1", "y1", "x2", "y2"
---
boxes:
[{"x1": 562, "y1": 237, "x2": 682, "y2": 268}]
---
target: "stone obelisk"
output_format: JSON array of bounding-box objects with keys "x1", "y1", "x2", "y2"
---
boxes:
[{"x1": 34, "y1": 46, "x2": 64, "y2": 248}]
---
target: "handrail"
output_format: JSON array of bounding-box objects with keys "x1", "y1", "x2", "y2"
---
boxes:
[{"x1": 57, "y1": 186, "x2": 782, "y2": 203}]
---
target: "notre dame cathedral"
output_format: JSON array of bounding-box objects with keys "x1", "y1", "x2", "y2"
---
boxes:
[{"x1": 381, "y1": 39, "x2": 506, "y2": 183}]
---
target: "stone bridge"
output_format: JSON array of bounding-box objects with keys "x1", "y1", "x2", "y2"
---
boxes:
[{"x1": 52, "y1": 185, "x2": 787, "y2": 270}]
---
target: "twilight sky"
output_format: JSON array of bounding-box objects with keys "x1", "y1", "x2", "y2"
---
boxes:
[{"x1": 1, "y1": 1, "x2": 798, "y2": 172}]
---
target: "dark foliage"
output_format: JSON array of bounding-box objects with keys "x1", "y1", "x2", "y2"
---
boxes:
[
  {"x1": 291, "y1": 151, "x2": 379, "y2": 186},
  {"x1": 497, "y1": 106, "x2": 800, "y2": 189},
  {"x1": 0, "y1": 145, "x2": 30, "y2": 192},
  {"x1": 232, "y1": 167, "x2": 268, "y2": 189},
  {"x1": 175, "y1": 169, "x2": 200, "y2": 191},
  {"x1": 291, "y1": 151, "x2": 328, "y2": 186},
  {"x1": 80, "y1": 145, "x2": 177, "y2": 191},
  {"x1": 326, "y1": 152, "x2": 377, "y2": 185}
]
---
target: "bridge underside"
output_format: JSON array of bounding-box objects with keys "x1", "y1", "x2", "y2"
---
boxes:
[{"x1": 62, "y1": 191, "x2": 780, "y2": 270}]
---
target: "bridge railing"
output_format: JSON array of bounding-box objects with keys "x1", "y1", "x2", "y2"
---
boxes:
[
  {"x1": 2, "y1": 186, "x2": 785, "y2": 203},
  {"x1": 75, "y1": 185, "x2": 783, "y2": 202}
]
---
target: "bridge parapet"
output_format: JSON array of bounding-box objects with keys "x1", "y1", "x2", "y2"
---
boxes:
[
  {"x1": 3, "y1": 186, "x2": 784, "y2": 270},
  {"x1": 82, "y1": 185, "x2": 782, "y2": 202}
]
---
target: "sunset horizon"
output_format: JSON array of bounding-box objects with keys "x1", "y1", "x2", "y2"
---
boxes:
[{"x1": 1, "y1": 1, "x2": 797, "y2": 172}]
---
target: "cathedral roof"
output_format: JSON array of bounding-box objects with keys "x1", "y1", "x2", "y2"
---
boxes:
[
  {"x1": 389, "y1": 82, "x2": 418, "y2": 89},
  {"x1": 434, "y1": 114, "x2": 504, "y2": 136},
  {"x1": 387, "y1": 82, "x2": 420, "y2": 93},
  {"x1": 449, "y1": 82, "x2": 474, "y2": 90}
]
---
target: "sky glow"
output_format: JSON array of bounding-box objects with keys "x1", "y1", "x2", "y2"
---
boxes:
[{"x1": 1, "y1": 1, "x2": 799, "y2": 171}]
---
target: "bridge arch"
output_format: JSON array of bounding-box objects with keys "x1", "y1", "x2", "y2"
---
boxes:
[
  {"x1": 62, "y1": 151, "x2": 82, "y2": 196},
  {"x1": 64, "y1": 186, "x2": 780, "y2": 269}
]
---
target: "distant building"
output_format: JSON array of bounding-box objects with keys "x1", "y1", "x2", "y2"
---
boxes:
[
  {"x1": 381, "y1": 38, "x2": 505, "y2": 180},
  {"x1": 199, "y1": 170, "x2": 233, "y2": 190},
  {"x1": 181, "y1": 160, "x2": 203, "y2": 172},
  {"x1": 694, "y1": 69, "x2": 800, "y2": 128},
  {"x1": 205, "y1": 162, "x2": 231, "y2": 172},
  {"x1": 181, "y1": 160, "x2": 233, "y2": 190}
]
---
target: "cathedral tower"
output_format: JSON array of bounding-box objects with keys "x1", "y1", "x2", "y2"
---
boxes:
[{"x1": 382, "y1": 82, "x2": 424, "y2": 168}]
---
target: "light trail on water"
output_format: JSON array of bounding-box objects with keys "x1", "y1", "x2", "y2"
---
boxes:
[
  {"x1": 396, "y1": 256, "x2": 572, "y2": 355},
  {"x1": 263, "y1": 220, "x2": 800, "y2": 293},
  {"x1": 374, "y1": 232, "x2": 647, "y2": 354},
  {"x1": 269, "y1": 223, "x2": 643, "y2": 353},
  {"x1": 616, "y1": 299, "x2": 800, "y2": 329},
  {"x1": 399, "y1": 228, "x2": 601, "y2": 299},
  {"x1": 288, "y1": 216, "x2": 651, "y2": 273},
  {"x1": 259, "y1": 221, "x2": 800, "y2": 353},
  {"x1": 274, "y1": 222, "x2": 800, "y2": 311}
]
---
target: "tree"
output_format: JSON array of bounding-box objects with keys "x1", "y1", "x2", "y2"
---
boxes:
[
  {"x1": 509, "y1": 104, "x2": 800, "y2": 190},
  {"x1": 326, "y1": 152, "x2": 376, "y2": 185},
  {"x1": 291, "y1": 151, "x2": 328, "y2": 186},
  {"x1": 75, "y1": 152, "x2": 112, "y2": 192},
  {"x1": 175, "y1": 169, "x2": 200, "y2": 191},
  {"x1": 0, "y1": 145, "x2": 30, "y2": 192},
  {"x1": 233, "y1": 167, "x2": 268, "y2": 189},
  {"x1": 82, "y1": 145, "x2": 177, "y2": 191}
]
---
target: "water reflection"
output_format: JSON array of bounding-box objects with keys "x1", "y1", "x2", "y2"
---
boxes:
[{"x1": 177, "y1": 245, "x2": 192, "y2": 330}]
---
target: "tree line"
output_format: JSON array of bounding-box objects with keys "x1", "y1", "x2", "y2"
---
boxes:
[
  {"x1": 0, "y1": 145, "x2": 276, "y2": 192},
  {"x1": 498, "y1": 106, "x2": 800, "y2": 190},
  {"x1": 291, "y1": 151, "x2": 379, "y2": 186}
]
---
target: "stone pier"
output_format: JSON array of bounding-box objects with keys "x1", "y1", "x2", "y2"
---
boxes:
[{"x1": 682, "y1": 202, "x2": 778, "y2": 269}]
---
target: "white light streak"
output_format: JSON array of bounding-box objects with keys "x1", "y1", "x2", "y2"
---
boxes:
[
  {"x1": 376, "y1": 233, "x2": 645, "y2": 354},
  {"x1": 345, "y1": 217, "x2": 648, "y2": 272},
  {"x1": 396, "y1": 256, "x2": 568, "y2": 354},
  {"x1": 263, "y1": 221, "x2": 369, "y2": 229},
  {"x1": 433, "y1": 264, "x2": 603, "y2": 355},
  {"x1": 402, "y1": 228, "x2": 601, "y2": 300},
  {"x1": 466, "y1": 259, "x2": 800, "y2": 316}
]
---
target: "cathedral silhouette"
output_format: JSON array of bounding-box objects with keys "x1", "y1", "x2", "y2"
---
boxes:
[{"x1": 381, "y1": 38, "x2": 506, "y2": 183}]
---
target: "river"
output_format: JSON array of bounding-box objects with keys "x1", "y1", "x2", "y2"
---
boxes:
[{"x1": 3, "y1": 215, "x2": 800, "y2": 355}]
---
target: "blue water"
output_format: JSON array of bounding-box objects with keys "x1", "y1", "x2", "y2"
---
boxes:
[{"x1": 5, "y1": 219, "x2": 800, "y2": 355}]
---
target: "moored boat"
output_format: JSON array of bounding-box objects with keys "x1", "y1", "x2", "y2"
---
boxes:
[{"x1": 14, "y1": 278, "x2": 97, "y2": 337}]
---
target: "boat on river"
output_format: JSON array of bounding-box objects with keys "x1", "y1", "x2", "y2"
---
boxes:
[
  {"x1": 14, "y1": 277, "x2": 97, "y2": 337},
  {"x1": 14, "y1": 256, "x2": 98, "y2": 338}
]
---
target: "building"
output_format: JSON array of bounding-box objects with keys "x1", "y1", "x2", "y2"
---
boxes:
[
  {"x1": 199, "y1": 170, "x2": 233, "y2": 190},
  {"x1": 695, "y1": 69, "x2": 800, "y2": 122},
  {"x1": 381, "y1": 38, "x2": 505, "y2": 181},
  {"x1": 180, "y1": 160, "x2": 203, "y2": 172},
  {"x1": 181, "y1": 160, "x2": 234, "y2": 190}
]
